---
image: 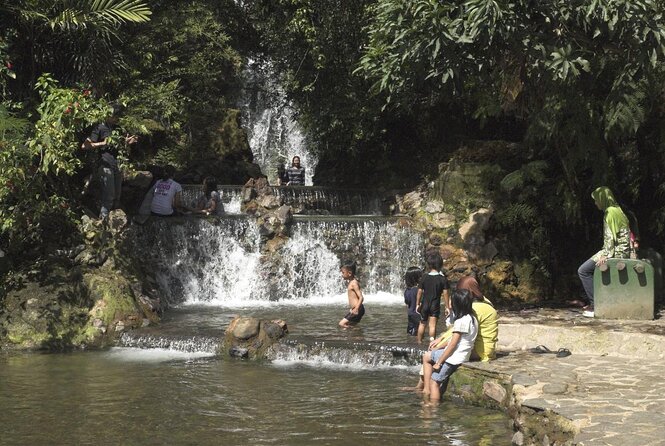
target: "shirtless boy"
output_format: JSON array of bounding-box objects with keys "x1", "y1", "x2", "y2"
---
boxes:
[{"x1": 339, "y1": 261, "x2": 365, "y2": 328}]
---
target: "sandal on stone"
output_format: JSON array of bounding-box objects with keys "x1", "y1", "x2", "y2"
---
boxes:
[
  {"x1": 556, "y1": 348, "x2": 572, "y2": 358},
  {"x1": 529, "y1": 345, "x2": 552, "y2": 354}
]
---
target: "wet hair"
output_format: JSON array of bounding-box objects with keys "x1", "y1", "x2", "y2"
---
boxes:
[
  {"x1": 451, "y1": 288, "x2": 474, "y2": 320},
  {"x1": 340, "y1": 260, "x2": 356, "y2": 276},
  {"x1": 203, "y1": 176, "x2": 217, "y2": 198},
  {"x1": 425, "y1": 252, "x2": 443, "y2": 271},
  {"x1": 404, "y1": 266, "x2": 422, "y2": 288}
]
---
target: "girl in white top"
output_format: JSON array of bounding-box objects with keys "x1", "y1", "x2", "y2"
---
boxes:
[{"x1": 421, "y1": 288, "x2": 478, "y2": 401}]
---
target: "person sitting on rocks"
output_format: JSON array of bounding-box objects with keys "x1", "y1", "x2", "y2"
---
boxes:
[
  {"x1": 421, "y1": 288, "x2": 478, "y2": 401},
  {"x1": 286, "y1": 156, "x2": 305, "y2": 186},
  {"x1": 577, "y1": 186, "x2": 631, "y2": 318},
  {"x1": 150, "y1": 165, "x2": 185, "y2": 217},
  {"x1": 413, "y1": 275, "x2": 497, "y2": 391},
  {"x1": 193, "y1": 176, "x2": 224, "y2": 216}
]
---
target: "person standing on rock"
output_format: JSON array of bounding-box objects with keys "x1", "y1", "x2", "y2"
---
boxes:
[
  {"x1": 81, "y1": 105, "x2": 137, "y2": 219},
  {"x1": 578, "y1": 186, "x2": 631, "y2": 318},
  {"x1": 339, "y1": 260, "x2": 365, "y2": 328},
  {"x1": 286, "y1": 156, "x2": 305, "y2": 186}
]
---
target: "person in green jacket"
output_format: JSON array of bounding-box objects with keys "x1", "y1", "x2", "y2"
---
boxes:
[{"x1": 578, "y1": 187, "x2": 631, "y2": 318}]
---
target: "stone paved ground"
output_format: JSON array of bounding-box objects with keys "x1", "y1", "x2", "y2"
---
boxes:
[{"x1": 481, "y1": 307, "x2": 665, "y2": 445}]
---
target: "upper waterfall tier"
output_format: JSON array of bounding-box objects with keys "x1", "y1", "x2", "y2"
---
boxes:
[
  {"x1": 132, "y1": 216, "x2": 423, "y2": 305},
  {"x1": 181, "y1": 185, "x2": 385, "y2": 216}
]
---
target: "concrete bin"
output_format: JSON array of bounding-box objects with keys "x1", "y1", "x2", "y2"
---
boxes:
[{"x1": 594, "y1": 258, "x2": 655, "y2": 320}]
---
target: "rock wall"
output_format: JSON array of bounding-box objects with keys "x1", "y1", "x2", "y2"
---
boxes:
[
  {"x1": 393, "y1": 141, "x2": 547, "y2": 305},
  {"x1": 0, "y1": 209, "x2": 163, "y2": 351}
]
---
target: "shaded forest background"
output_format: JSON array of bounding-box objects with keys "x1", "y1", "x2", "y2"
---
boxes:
[{"x1": 2, "y1": 0, "x2": 665, "y2": 299}]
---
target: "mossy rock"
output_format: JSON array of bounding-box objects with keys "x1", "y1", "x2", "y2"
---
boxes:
[
  {"x1": 79, "y1": 268, "x2": 144, "y2": 347},
  {"x1": 0, "y1": 263, "x2": 91, "y2": 350}
]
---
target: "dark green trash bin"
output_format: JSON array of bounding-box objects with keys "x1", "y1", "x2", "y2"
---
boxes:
[{"x1": 593, "y1": 258, "x2": 654, "y2": 320}]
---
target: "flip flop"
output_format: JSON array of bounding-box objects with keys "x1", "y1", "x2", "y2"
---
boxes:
[
  {"x1": 529, "y1": 345, "x2": 552, "y2": 354},
  {"x1": 529, "y1": 345, "x2": 572, "y2": 357},
  {"x1": 556, "y1": 348, "x2": 572, "y2": 358}
]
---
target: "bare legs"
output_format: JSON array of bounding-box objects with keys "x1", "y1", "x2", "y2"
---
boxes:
[{"x1": 416, "y1": 317, "x2": 438, "y2": 343}]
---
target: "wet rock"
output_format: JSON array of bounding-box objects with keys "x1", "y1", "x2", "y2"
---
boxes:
[
  {"x1": 221, "y1": 316, "x2": 288, "y2": 360},
  {"x1": 483, "y1": 381, "x2": 507, "y2": 403},
  {"x1": 424, "y1": 200, "x2": 444, "y2": 214},
  {"x1": 431, "y1": 212, "x2": 455, "y2": 229},
  {"x1": 257, "y1": 194, "x2": 280, "y2": 209},
  {"x1": 232, "y1": 317, "x2": 260, "y2": 340},
  {"x1": 275, "y1": 205, "x2": 292, "y2": 225},
  {"x1": 108, "y1": 209, "x2": 128, "y2": 234}
]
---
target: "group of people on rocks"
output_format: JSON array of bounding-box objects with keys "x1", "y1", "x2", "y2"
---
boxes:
[
  {"x1": 337, "y1": 251, "x2": 498, "y2": 402},
  {"x1": 82, "y1": 108, "x2": 306, "y2": 220}
]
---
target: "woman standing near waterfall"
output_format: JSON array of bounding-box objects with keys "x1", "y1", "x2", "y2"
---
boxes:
[{"x1": 286, "y1": 156, "x2": 305, "y2": 186}]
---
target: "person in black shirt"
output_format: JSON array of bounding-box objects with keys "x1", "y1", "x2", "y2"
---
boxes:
[
  {"x1": 404, "y1": 266, "x2": 423, "y2": 335},
  {"x1": 415, "y1": 252, "x2": 450, "y2": 343},
  {"x1": 81, "y1": 107, "x2": 136, "y2": 219}
]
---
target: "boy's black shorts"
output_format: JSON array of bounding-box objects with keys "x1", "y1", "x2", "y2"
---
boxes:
[
  {"x1": 419, "y1": 299, "x2": 441, "y2": 320},
  {"x1": 344, "y1": 304, "x2": 365, "y2": 324}
]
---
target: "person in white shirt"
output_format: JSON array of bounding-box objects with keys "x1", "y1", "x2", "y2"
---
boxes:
[
  {"x1": 150, "y1": 165, "x2": 184, "y2": 216},
  {"x1": 421, "y1": 288, "x2": 478, "y2": 401}
]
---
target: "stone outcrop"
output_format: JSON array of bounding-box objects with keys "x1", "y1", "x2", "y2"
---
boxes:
[
  {"x1": 0, "y1": 208, "x2": 163, "y2": 351},
  {"x1": 220, "y1": 316, "x2": 288, "y2": 359},
  {"x1": 393, "y1": 141, "x2": 544, "y2": 305},
  {"x1": 241, "y1": 177, "x2": 293, "y2": 251}
]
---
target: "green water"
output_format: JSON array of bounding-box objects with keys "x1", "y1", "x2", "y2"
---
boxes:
[{"x1": 0, "y1": 349, "x2": 512, "y2": 445}]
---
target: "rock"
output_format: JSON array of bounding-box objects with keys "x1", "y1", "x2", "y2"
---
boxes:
[
  {"x1": 229, "y1": 346, "x2": 249, "y2": 358},
  {"x1": 429, "y1": 234, "x2": 444, "y2": 246},
  {"x1": 275, "y1": 205, "x2": 293, "y2": 224},
  {"x1": 424, "y1": 200, "x2": 444, "y2": 214},
  {"x1": 232, "y1": 317, "x2": 260, "y2": 340},
  {"x1": 75, "y1": 249, "x2": 107, "y2": 267},
  {"x1": 108, "y1": 209, "x2": 128, "y2": 234},
  {"x1": 483, "y1": 381, "x2": 507, "y2": 403},
  {"x1": 241, "y1": 185, "x2": 256, "y2": 203},
  {"x1": 257, "y1": 194, "x2": 281, "y2": 209},
  {"x1": 123, "y1": 170, "x2": 153, "y2": 190},
  {"x1": 458, "y1": 208, "x2": 493, "y2": 242},
  {"x1": 512, "y1": 431, "x2": 524, "y2": 446},
  {"x1": 431, "y1": 212, "x2": 455, "y2": 229},
  {"x1": 114, "y1": 321, "x2": 125, "y2": 332},
  {"x1": 221, "y1": 316, "x2": 288, "y2": 360}
]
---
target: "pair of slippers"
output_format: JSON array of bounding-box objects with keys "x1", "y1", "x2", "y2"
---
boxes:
[{"x1": 529, "y1": 345, "x2": 572, "y2": 357}]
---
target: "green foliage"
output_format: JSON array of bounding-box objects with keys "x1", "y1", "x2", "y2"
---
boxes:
[
  {"x1": 0, "y1": 76, "x2": 109, "y2": 259},
  {"x1": 1, "y1": 0, "x2": 151, "y2": 94}
]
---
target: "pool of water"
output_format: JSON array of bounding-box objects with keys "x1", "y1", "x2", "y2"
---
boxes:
[{"x1": 0, "y1": 349, "x2": 511, "y2": 445}]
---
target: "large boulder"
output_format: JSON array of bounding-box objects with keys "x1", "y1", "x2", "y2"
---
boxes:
[{"x1": 220, "y1": 316, "x2": 288, "y2": 359}]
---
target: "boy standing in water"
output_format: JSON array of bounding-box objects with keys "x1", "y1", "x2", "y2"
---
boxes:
[
  {"x1": 416, "y1": 252, "x2": 449, "y2": 343},
  {"x1": 339, "y1": 261, "x2": 365, "y2": 328}
]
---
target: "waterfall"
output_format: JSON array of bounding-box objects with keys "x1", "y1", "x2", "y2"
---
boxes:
[
  {"x1": 133, "y1": 217, "x2": 262, "y2": 305},
  {"x1": 118, "y1": 332, "x2": 220, "y2": 354},
  {"x1": 238, "y1": 58, "x2": 316, "y2": 185},
  {"x1": 133, "y1": 216, "x2": 423, "y2": 305}
]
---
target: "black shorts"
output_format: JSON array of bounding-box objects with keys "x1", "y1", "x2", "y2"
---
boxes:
[
  {"x1": 419, "y1": 299, "x2": 441, "y2": 321},
  {"x1": 344, "y1": 304, "x2": 365, "y2": 324}
]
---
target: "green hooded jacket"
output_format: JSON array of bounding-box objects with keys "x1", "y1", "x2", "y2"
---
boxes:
[{"x1": 591, "y1": 187, "x2": 631, "y2": 261}]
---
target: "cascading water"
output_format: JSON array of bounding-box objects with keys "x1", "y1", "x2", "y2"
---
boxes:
[
  {"x1": 133, "y1": 217, "x2": 261, "y2": 305},
  {"x1": 238, "y1": 58, "x2": 316, "y2": 185},
  {"x1": 133, "y1": 216, "x2": 423, "y2": 305},
  {"x1": 181, "y1": 184, "x2": 383, "y2": 216}
]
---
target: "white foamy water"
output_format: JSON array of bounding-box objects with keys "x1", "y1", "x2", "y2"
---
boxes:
[
  {"x1": 105, "y1": 347, "x2": 216, "y2": 362},
  {"x1": 179, "y1": 291, "x2": 404, "y2": 308}
]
